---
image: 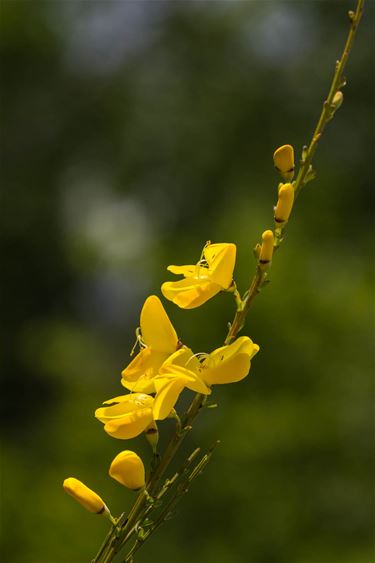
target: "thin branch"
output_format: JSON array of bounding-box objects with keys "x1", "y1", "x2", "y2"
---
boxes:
[{"x1": 90, "y1": 2, "x2": 365, "y2": 561}]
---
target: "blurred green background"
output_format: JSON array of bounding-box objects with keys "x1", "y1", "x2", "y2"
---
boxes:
[{"x1": 1, "y1": 1, "x2": 374, "y2": 562}]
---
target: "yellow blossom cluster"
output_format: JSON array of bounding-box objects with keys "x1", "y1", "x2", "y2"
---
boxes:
[
  {"x1": 64, "y1": 242, "x2": 259, "y2": 514},
  {"x1": 96, "y1": 265, "x2": 259, "y2": 439},
  {"x1": 63, "y1": 146, "x2": 298, "y2": 515}
]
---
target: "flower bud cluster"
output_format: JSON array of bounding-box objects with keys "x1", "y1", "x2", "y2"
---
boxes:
[{"x1": 63, "y1": 450, "x2": 145, "y2": 516}]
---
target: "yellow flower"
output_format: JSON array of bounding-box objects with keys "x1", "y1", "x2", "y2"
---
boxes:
[
  {"x1": 198, "y1": 336, "x2": 259, "y2": 385},
  {"x1": 161, "y1": 242, "x2": 236, "y2": 309},
  {"x1": 109, "y1": 450, "x2": 145, "y2": 490},
  {"x1": 121, "y1": 295, "x2": 179, "y2": 394},
  {"x1": 273, "y1": 144, "x2": 295, "y2": 181},
  {"x1": 152, "y1": 337, "x2": 259, "y2": 419},
  {"x1": 100, "y1": 339, "x2": 258, "y2": 428},
  {"x1": 63, "y1": 477, "x2": 105, "y2": 514},
  {"x1": 95, "y1": 393, "x2": 154, "y2": 440},
  {"x1": 153, "y1": 348, "x2": 211, "y2": 420}
]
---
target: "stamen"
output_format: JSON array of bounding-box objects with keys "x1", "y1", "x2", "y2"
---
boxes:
[
  {"x1": 136, "y1": 327, "x2": 147, "y2": 348},
  {"x1": 201, "y1": 240, "x2": 211, "y2": 261},
  {"x1": 130, "y1": 327, "x2": 146, "y2": 356},
  {"x1": 185, "y1": 352, "x2": 209, "y2": 367}
]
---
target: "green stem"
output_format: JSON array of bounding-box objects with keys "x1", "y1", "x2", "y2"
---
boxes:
[
  {"x1": 98, "y1": 395, "x2": 205, "y2": 561},
  {"x1": 147, "y1": 392, "x2": 203, "y2": 495},
  {"x1": 123, "y1": 445, "x2": 219, "y2": 562},
  {"x1": 90, "y1": 2, "x2": 365, "y2": 561},
  {"x1": 123, "y1": 538, "x2": 147, "y2": 563},
  {"x1": 294, "y1": 0, "x2": 364, "y2": 197},
  {"x1": 226, "y1": 0, "x2": 365, "y2": 346},
  {"x1": 225, "y1": 265, "x2": 266, "y2": 345},
  {"x1": 228, "y1": 281, "x2": 244, "y2": 310},
  {"x1": 91, "y1": 525, "x2": 116, "y2": 563}
]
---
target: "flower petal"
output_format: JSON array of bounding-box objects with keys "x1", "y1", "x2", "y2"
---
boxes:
[
  {"x1": 201, "y1": 336, "x2": 259, "y2": 385},
  {"x1": 140, "y1": 295, "x2": 178, "y2": 353},
  {"x1": 95, "y1": 393, "x2": 154, "y2": 422},
  {"x1": 103, "y1": 393, "x2": 153, "y2": 407},
  {"x1": 167, "y1": 264, "x2": 196, "y2": 277},
  {"x1": 201, "y1": 353, "x2": 252, "y2": 385},
  {"x1": 160, "y1": 347, "x2": 195, "y2": 368},
  {"x1": 153, "y1": 378, "x2": 185, "y2": 420},
  {"x1": 161, "y1": 278, "x2": 222, "y2": 309},
  {"x1": 158, "y1": 364, "x2": 211, "y2": 395},
  {"x1": 121, "y1": 347, "x2": 168, "y2": 393},
  {"x1": 209, "y1": 336, "x2": 259, "y2": 365},
  {"x1": 121, "y1": 376, "x2": 155, "y2": 394},
  {"x1": 104, "y1": 408, "x2": 153, "y2": 439},
  {"x1": 121, "y1": 347, "x2": 153, "y2": 381},
  {"x1": 205, "y1": 243, "x2": 236, "y2": 289}
]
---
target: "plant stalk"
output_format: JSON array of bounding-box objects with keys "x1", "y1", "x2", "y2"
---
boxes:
[{"x1": 91, "y1": 2, "x2": 365, "y2": 560}]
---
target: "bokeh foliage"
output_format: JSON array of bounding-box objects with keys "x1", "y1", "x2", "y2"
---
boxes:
[{"x1": 1, "y1": 1, "x2": 374, "y2": 562}]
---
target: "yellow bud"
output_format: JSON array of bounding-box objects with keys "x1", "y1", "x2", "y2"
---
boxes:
[
  {"x1": 109, "y1": 450, "x2": 145, "y2": 490},
  {"x1": 274, "y1": 183, "x2": 294, "y2": 224},
  {"x1": 332, "y1": 91, "x2": 343, "y2": 111},
  {"x1": 63, "y1": 478, "x2": 105, "y2": 514},
  {"x1": 273, "y1": 144, "x2": 295, "y2": 181},
  {"x1": 259, "y1": 230, "x2": 274, "y2": 264}
]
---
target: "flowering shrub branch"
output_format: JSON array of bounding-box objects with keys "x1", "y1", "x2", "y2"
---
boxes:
[{"x1": 62, "y1": 2, "x2": 365, "y2": 561}]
